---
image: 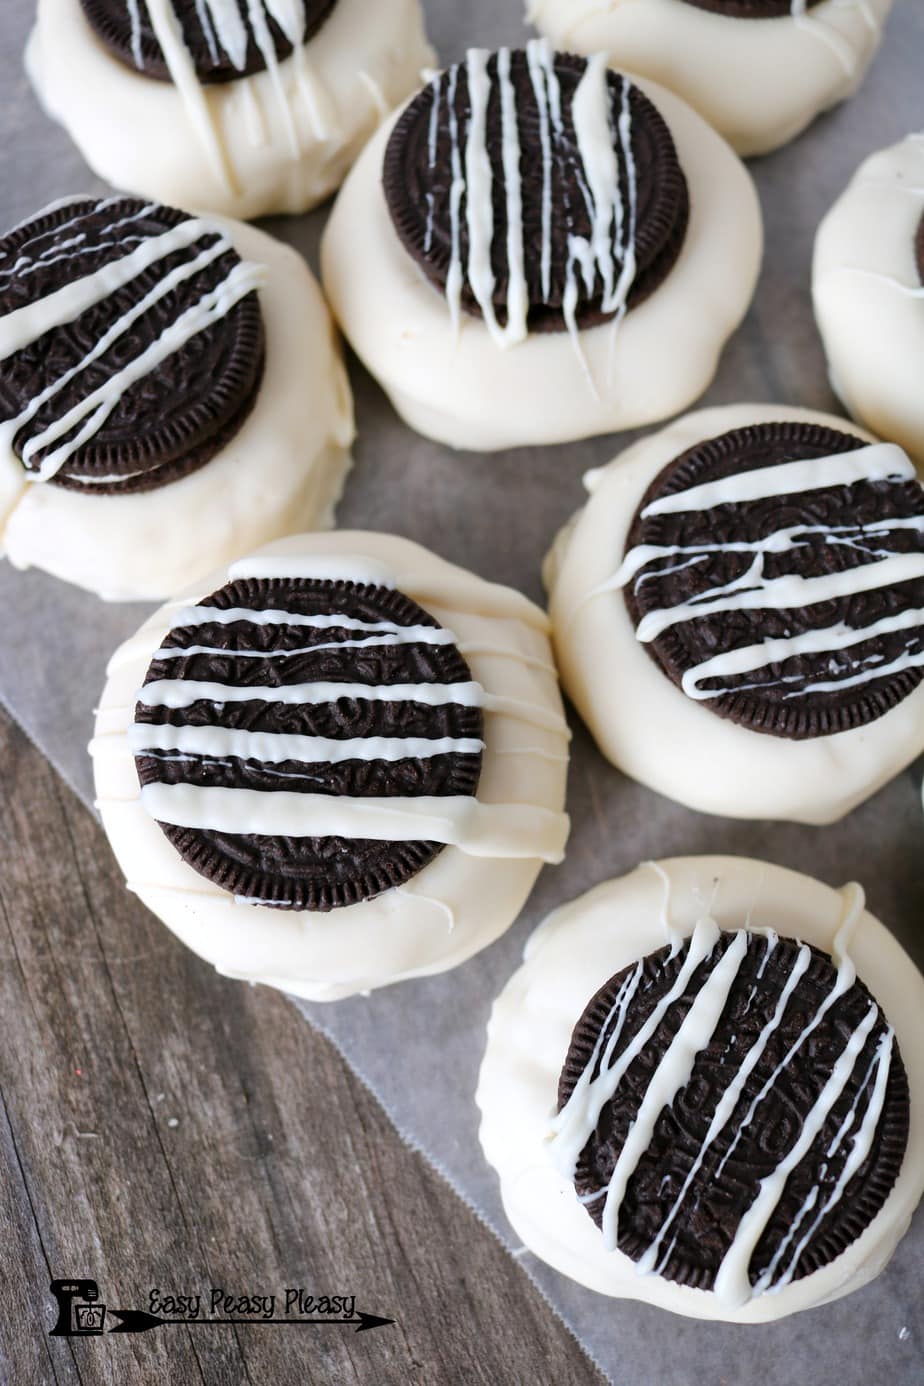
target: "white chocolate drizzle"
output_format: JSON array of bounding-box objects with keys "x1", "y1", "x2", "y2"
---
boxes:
[
  {"x1": 137, "y1": 676, "x2": 485, "y2": 710},
  {"x1": 129, "y1": 1, "x2": 328, "y2": 191},
  {"x1": 127, "y1": 721, "x2": 485, "y2": 764},
  {"x1": 713, "y1": 1000, "x2": 882, "y2": 1306},
  {"x1": 549, "y1": 879, "x2": 896, "y2": 1305},
  {"x1": 0, "y1": 201, "x2": 266, "y2": 485},
  {"x1": 434, "y1": 42, "x2": 638, "y2": 367},
  {"x1": 549, "y1": 915, "x2": 723, "y2": 1179},
  {"x1": 599, "y1": 441, "x2": 924, "y2": 705},
  {"x1": 127, "y1": 0, "x2": 144, "y2": 67},
  {"x1": 137, "y1": 783, "x2": 566, "y2": 859},
  {"x1": 130, "y1": 558, "x2": 570, "y2": 871}
]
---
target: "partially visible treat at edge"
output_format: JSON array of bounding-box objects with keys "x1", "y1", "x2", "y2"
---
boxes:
[
  {"x1": 915, "y1": 210, "x2": 924, "y2": 284},
  {"x1": 616, "y1": 421, "x2": 924, "y2": 739},
  {"x1": 132, "y1": 575, "x2": 485, "y2": 911},
  {"x1": 79, "y1": 0, "x2": 337, "y2": 84},
  {"x1": 554, "y1": 927, "x2": 908, "y2": 1299},
  {"x1": 382, "y1": 44, "x2": 689, "y2": 339},
  {"x1": 677, "y1": 0, "x2": 825, "y2": 16},
  {"x1": 0, "y1": 197, "x2": 265, "y2": 495}
]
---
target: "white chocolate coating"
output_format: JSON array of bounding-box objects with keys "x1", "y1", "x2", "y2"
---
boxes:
[
  {"x1": 476, "y1": 855, "x2": 924, "y2": 1320},
  {"x1": 321, "y1": 76, "x2": 761, "y2": 453},
  {"x1": 526, "y1": 0, "x2": 892, "y2": 158},
  {"x1": 0, "y1": 215, "x2": 354, "y2": 602},
  {"x1": 91, "y1": 530, "x2": 571, "y2": 1002},
  {"x1": 26, "y1": 0, "x2": 435, "y2": 220},
  {"x1": 544, "y1": 403, "x2": 924, "y2": 824},
  {"x1": 813, "y1": 133, "x2": 924, "y2": 470}
]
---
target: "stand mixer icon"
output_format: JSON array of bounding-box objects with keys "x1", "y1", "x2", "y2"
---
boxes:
[{"x1": 49, "y1": 1279, "x2": 107, "y2": 1336}]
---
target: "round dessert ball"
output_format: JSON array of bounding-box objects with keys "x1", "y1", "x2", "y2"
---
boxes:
[
  {"x1": 91, "y1": 530, "x2": 571, "y2": 1001},
  {"x1": 526, "y1": 0, "x2": 893, "y2": 157},
  {"x1": 477, "y1": 855, "x2": 924, "y2": 1320},
  {"x1": 322, "y1": 42, "x2": 761, "y2": 452},
  {"x1": 544, "y1": 402, "x2": 924, "y2": 824},
  {"x1": 0, "y1": 195, "x2": 353, "y2": 601},
  {"x1": 813, "y1": 133, "x2": 924, "y2": 470},
  {"x1": 26, "y1": 0, "x2": 435, "y2": 219}
]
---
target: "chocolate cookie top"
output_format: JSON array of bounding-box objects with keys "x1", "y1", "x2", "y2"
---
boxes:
[
  {"x1": 0, "y1": 198, "x2": 265, "y2": 495},
  {"x1": 553, "y1": 923, "x2": 908, "y2": 1301},
  {"x1": 80, "y1": 0, "x2": 336, "y2": 84},
  {"x1": 131, "y1": 562, "x2": 486, "y2": 910},
  {"x1": 678, "y1": 0, "x2": 824, "y2": 15},
  {"x1": 614, "y1": 422, "x2": 924, "y2": 739},
  {"x1": 383, "y1": 43, "x2": 689, "y2": 341},
  {"x1": 915, "y1": 211, "x2": 924, "y2": 284}
]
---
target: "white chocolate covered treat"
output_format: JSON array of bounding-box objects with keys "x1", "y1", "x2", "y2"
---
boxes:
[
  {"x1": 0, "y1": 198, "x2": 353, "y2": 602},
  {"x1": 545, "y1": 403, "x2": 924, "y2": 824},
  {"x1": 91, "y1": 530, "x2": 571, "y2": 1002},
  {"x1": 321, "y1": 44, "x2": 761, "y2": 453},
  {"x1": 813, "y1": 133, "x2": 924, "y2": 470},
  {"x1": 26, "y1": 0, "x2": 435, "y2": 220},
  {"x1": 477, "y1": 855, "x2": 924, "y2": 1321},
  {"x1": 526, "y1": 0, "x2": 893, "y2": 158}
]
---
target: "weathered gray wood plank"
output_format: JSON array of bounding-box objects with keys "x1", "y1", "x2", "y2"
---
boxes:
[{"x1": 0, "y1": 708, "x2": 602, "y2": 1386}]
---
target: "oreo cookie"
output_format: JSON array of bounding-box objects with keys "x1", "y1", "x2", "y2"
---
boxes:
[
  {"x1": 383, "y1": 45, "x2": 689, "y2": 336},
  {"x1": 80, "y1": 0, "x2": 336, "y2": 84},
  {"x1": 915, "y1": 210, "x2": 924, "y2": 285},
  {"x1": 555, "y1": 928, "x2": 908, "y2": 1296},
  {"x1": 0, "y1": 197, "x2": 265, "y2": 495},
  {"x1": 619, "y1": 421, "x2": 924, "y2": 739},
  {"x1": 131, "y1": 574, "x2": 485, "y2": 911},
  {"x1": 678, "y1": 0, "x2": 824, "y2": 16}
]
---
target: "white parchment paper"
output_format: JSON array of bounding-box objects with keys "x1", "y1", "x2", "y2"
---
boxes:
[{"x1": 1, "y1": 2, "x2": 922, "y2": 1381}]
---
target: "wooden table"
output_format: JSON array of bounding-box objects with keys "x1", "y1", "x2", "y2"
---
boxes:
[{"x1": 0, "y1": 707, "x2": 602, "y2": 1384}]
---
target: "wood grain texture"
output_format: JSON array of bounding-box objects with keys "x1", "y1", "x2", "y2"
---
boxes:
[{"x1": 0, "y1": 707, "x2": 602, "y2": 1386}]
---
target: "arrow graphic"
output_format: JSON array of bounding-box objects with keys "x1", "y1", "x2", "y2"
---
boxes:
[{"x1": 108, "y1": 1309, "x2": 394, "y2": 1334}]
